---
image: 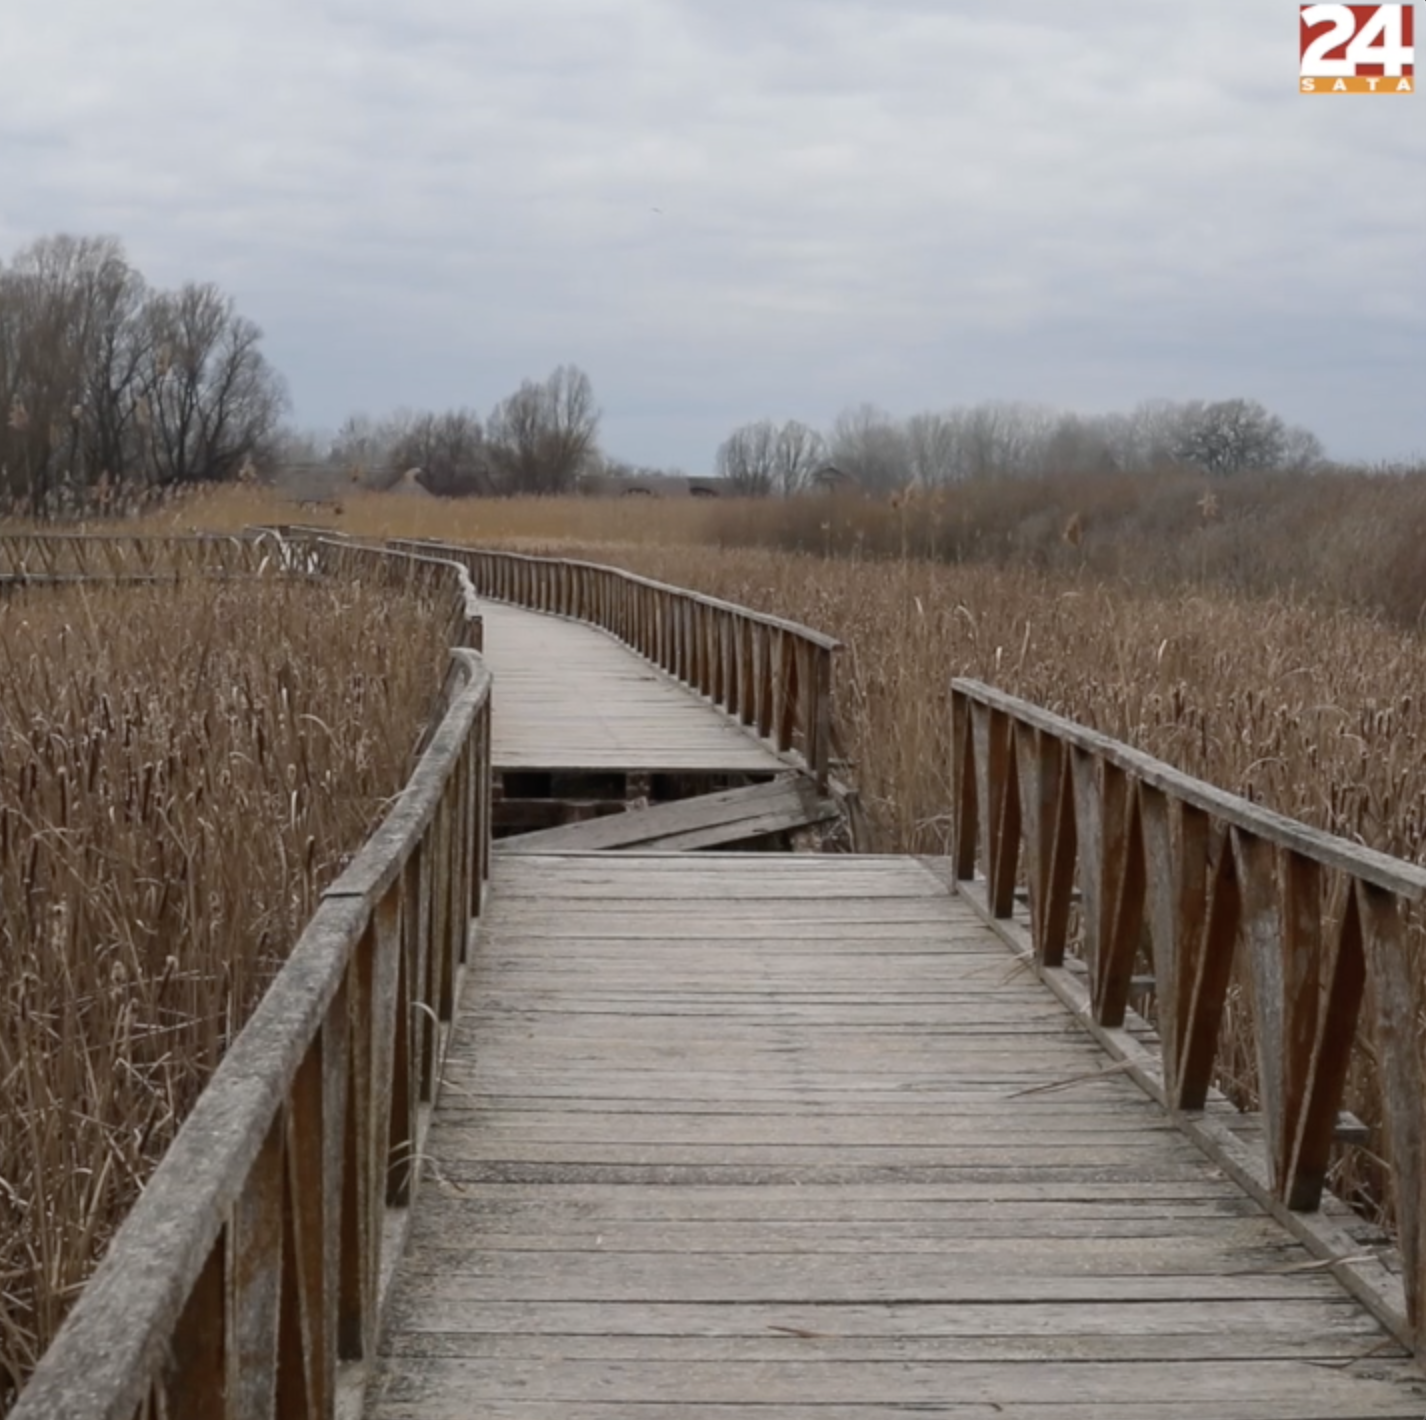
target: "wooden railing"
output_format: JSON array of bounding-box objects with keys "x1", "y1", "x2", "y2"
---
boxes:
[
  {"x1": 8, "y1": 540, "x2": 494, "y2": 1420},
  {"x1": 950, "y1": 677, "x2": 1426, "y2": 1352},
  {"x1": 0, "y1": 532, "x2": 284, "y2": 580},
  {"x1": 390, "y1": 538, "x2": 841, "y2": 789},
  {"x1": 307, "y1": 538, "x2": 484, "y2": 653}
]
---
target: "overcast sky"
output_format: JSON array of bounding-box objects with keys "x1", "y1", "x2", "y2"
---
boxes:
[{"x1": 2, "y1": 0, "x2": 1422, "y2": 468}]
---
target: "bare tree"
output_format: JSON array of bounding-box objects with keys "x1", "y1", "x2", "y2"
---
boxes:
[
  {"x1": 771, "y1": 420, "x2": 826, "y2": 496},
  {"x1": 716, "y1": 419, "x2": 824, "y2": 496},
  {"x1": 0, "y1": 236, "x2": 288, "y2": 515},
  {"x1": 486, "y1": 365, "x2": 600, "y2": 495},
  {"x1": 389, "y1": 409, "x2": 490, "y2": 495},
  {"x1": 1171, "y1": 398, "x2": 1289, "y2": 477},
  {"x1": 1279, "y1": 424, "x2": 1327, "y2": 474},
  {"x1": 904, "y1": 412, "x2": 961, "y2": 485},
  {"x1": 715, "y1": 420, "x2": 778, "y2": 496},
  {"x1": 78, "y1": 251, "x2": 151, "y2": 493},
  {"x1": 829, "y1": 404, "x2": 912, "y2": 493},
  {"x1": 1036, "y1": 412, "x2": 1118, "y2": 476},
  {"x1": 138, "y1": 283, "x2": 288, "y2": 487},
  {"x1": 0, "y1": 236, "x2": 128, "y2": 512},
  {"x1": 1096, "y1": 400, "x2": 1189, "y2": 472},
  {"x1": 326, "y1": 412, "x2": 408, "y2": 482}
]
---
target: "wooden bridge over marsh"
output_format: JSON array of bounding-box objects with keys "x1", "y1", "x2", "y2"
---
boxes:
[{"x1": 6, "y1": 532, "x2": 1426, "y2": 1419}]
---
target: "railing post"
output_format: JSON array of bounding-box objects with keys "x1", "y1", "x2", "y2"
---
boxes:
[
  {"x1": 277, "y1": 1033, "x2": 334, "y2": 1419},
  {"x1": 775, "y1": 632, "x2": 796, "y2": 754},
  {"x1": 166, "y1": 1236, "x2": 227, "y2": 1413},
  {"x1": 1358, "y1": 883, "x2": 1425, "y2": 1340},
  {"x1": 1096, "y1": 764, "x2": 1145, "y2": 1028},
  {"x1": 1281, "y1": 867, "x2": 1365, "y2": 1212},
  {"x1": 1174, "y1": 828, "x2": 1241, "y2": 1112},
  {"x1": 812, "y1": 648, "x2": 832, "y2": 791},
  {"x1": 229, "y1": 1117, "x2": 284, "y2": 1415}
]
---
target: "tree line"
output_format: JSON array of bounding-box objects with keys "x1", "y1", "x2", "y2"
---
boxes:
[
  {"x1": 3, "y1": 230, "x2": 1339, "y2": 517},
  {"x1": 0, "y1": 232, "x2": 606, "y2": 513},
  {"x1": 715, "y1": 398, "x2": 1328, "y2": 496},
  {"x1": 290, "y1": 364, "x2": 600, "y2": 497},
  {"x1": 0, "y1": 236, "x2": 287, "y2": 516}
]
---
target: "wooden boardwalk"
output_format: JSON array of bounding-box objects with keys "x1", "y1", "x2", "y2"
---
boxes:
[
  {"x1": 367, "y1": 852, "x2": 1424, "y2": 1419},
  {"x1": 478, "y1": 600, "x2": 785, "y2": 774},
  {"x1": 11, "y1": 536, "x2": 1426, "y2": 1420}
]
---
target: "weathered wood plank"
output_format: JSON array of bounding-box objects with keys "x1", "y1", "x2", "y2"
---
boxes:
[
  {"x1": 370, "y1": 1355, "x2": 1426, "y2": 1411},
  {"x1": 368, "y1": 1404, "x2": 1419, "y2": 1420},
  {"x1": 366, "y1": 855, "x2": 1421, "y2": 1419},
  {"x1": 497, "y1": 778, "x2": 836, "y2": 854},
  {"x1": 477, "y1": 601, "x2": 787, "y2": 773}
]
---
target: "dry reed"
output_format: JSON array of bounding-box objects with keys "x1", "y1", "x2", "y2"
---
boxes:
[
  {"x1": 202, "y1": 484, "x2": 1426, "y2": 1237},
  {"x1": 0, "y1": 576, "x2": 449, "y2": 1409},
  {"x1": 30, "y1": 482, "x2": 1426, "y2": 1308}
]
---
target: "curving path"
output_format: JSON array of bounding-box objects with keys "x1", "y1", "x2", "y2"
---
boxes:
[
  {"x1": 478, "y1": 600, "x2": 785, "y2": 775},
  {"x1": 360, "y1": 607, "x2": 1425, "y2": 1419}
]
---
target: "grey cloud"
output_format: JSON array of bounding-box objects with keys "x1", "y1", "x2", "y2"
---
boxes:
[{"x1": 1, "y1": 0, "x2": 1421, "y2": 466}]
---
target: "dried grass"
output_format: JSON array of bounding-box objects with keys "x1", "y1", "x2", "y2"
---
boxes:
[
  {"x1": 0, "y1": 576, "x2": 449, "y2": 1408},
  {"x1": 191, "y1": 485, "x2": 1426, "y2": 1238},
  {"x1": 11, "y1": 477, "x2": 1426, "y2": 1388}
]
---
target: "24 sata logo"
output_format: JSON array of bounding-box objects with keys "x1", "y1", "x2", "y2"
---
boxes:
[{"x1": 1300, "y1": 4, "x2": 1415, "y2": 92}]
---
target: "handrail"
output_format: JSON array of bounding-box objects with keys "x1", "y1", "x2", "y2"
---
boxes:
[
  {"x1": 950, "y1": 676, "x2": 1426, "y2": 1350},
  {"x1": 309, "y1": 538, "x2": 484, "y2": 653},
  {"x1": 8, "y1": 540, "x2": 494, "y2": 1420},
  {"x1": 0, "y1": 532, "x2": 285, "y2": 579},
  {"x1": 0, "y1": 531, "x2": 483, "y2": 654},
  {"x1": 388, "y1": 537, "x2": 841, "y2": 789}
]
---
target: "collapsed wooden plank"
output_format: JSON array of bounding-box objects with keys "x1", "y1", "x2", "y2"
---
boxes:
[{"x1": 496, "y1": 776, "x2": 838, "y2": 854}]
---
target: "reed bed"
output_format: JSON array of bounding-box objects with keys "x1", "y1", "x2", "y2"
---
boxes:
[
  {"x1": 126, "y1": 482, "x2": 720, "y2": 547},
  {"x1": 146, "y1": 468, "x2": 1426, "y2": 629},
  {"x1": 0, "y1": 576, "x2": 449, "y2": 1409},
  {"x1": 109, "y1": 486, "x2": 1426, "y2": 1251}
]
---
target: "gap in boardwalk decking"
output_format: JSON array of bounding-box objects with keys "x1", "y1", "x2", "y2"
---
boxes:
[{"x1": 492, "y1": 767, "x2": 779, "y2": 839}]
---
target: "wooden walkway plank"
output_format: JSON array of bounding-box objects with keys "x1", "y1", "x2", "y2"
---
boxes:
[
  {"x1": 365, "y1": 854, "x2": 1424, "y2": 1418},
  {"x1": 477, "y1": 601, "x2": 785, "y2": 773},
  {"x1": 497, "y1": 777, "x2": 837, "y2": 854}
]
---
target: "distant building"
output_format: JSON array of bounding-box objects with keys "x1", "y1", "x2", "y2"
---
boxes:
[
  {"x1": 810, "y1": 463, "x2": 858, "y2": 493},
  {"x1": 584, "y1": 471, "x2": 724, "y2": 499}
]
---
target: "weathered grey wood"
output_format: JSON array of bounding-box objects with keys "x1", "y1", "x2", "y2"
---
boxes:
[
  {"x1": 474, "y1": 599, "x2": 786, "y2": 773},
  {"x1": 9, "y1": 630, "x2": 494, "y2": 1418},
  {"x1": 371, "y1": 1355, "x2": 1424, "y2": 1412},
  {"x1": 951, "y1": 872, "x2": 1415, "y2": 1361},
  {"x1": 14, "y1": 542, "x2": 1422, "y2": 1418},
  {"x1": 954, "y1": 680, "x2": 1426, "y2": 898},
  {"x1": 637, "y1": 803, "x2": 835, "y2": 852},
  {"x1": 1285, "y1": 887, "x2": 1367, "y2": 1211},
  {"x1": 497, "y1": 777, "x2": 836, "y2": 854},
  {"x1": 361, "y1": 1403, "x2": 1424, "y2": 1420},
  {"x1": 385, "y1": 1325, "x2": 1398, "y2": 1363},
  {"x1": 392, "y1": 537, "x2": 841, "y2": 787},
  {"x1": 950, "y1": 675, "x2": 1426, "y2": 1353},
  {"x1": 366, "y1": 855, "x2": 1421, "y2": 1419},
  {"x1": 1358, "y1": 882, "x2": 1426, "y2": 1337}
]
